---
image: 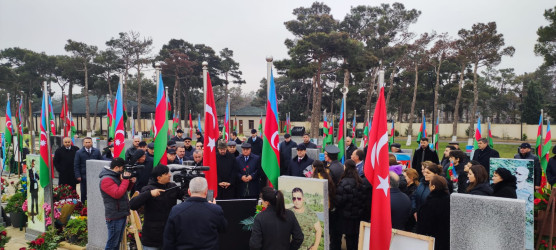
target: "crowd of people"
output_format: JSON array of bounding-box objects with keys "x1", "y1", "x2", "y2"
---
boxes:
[{"x1": 45, "y1": 127, "x2": 556, "y2": 250}]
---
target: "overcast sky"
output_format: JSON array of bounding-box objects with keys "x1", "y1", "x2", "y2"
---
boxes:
[{"x1": 1, "y1": 0, "x2": 554, "y2": 94}]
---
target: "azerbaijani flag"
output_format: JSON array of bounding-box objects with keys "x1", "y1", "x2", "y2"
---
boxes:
[
  {"x1": 154, "y1": 73, "x2": 168, "y2": 166},
  {"x1": 337, "y1": 99, "x2": 345, "y2": 163},
  {"x1": 446, "y1": 161, "x2": 458, "y2": 182},
  {"x1": 388, "y1": 120, "x2": 394, "y2": 151},
  {"x1": 473, "y1": 117, "x2": 482, "y2": 150},
  {"x1": 488, "y1": 119, "x2": 493, "y2": 148},
  {"x1": 16, "y1": 97, "x2": 24, "y2": 151},
  {"x1": 223, "y1": 99, "x2": 230, "y2": 141},
  {"x1": 261, "y1": 70, "x2": 280, "y2": 187},
  {"x1": 434, "y1": 116, "x2": 439, "y2": 151},
  {"x1": 258, "y1": 114, "x2": 263, "y2": 136},
  {"x1": 48, "y1": 95, "x2": 56, "y2": 136},
  {"x1": 361, "y1": 119, "x2": 369, "y2": 148},
  {"x1": 323, "y1": 111, "x2": 331, "y2": 147},
  {"x1": 107, "y1": 97, "x2": 114, "y2": 140},
  {"x1": 5, "y1": 97, "x2": 13, "y2": 147},
  {"x1": 113, "y1": 82, "x2": 125, "y2": 159},
  {"x1": 352, "y1": 114, "x2": 356, "y2": 138},
  {"x1": 541, "y1": 121, "x2": 552, "y2": 173},
  {"x1": 39, "y1": 85, "x2": 51, "y2": 188},
  {"x1": 536, "y1": 114, "x2": 543, "y2": 157},
  {"x1": 197, "y1": 114, "x2": 203, "y2": 134},
  {"x1": 69, "y1": 112, "x2": 76, "y2": 144},
  {"x1": 416, "y1": 114, "x2": 426, "y2": 142}
]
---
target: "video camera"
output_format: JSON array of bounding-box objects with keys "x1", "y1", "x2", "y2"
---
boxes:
[
  {"x1": 169, "y1": 160, "x2": 210, "y2": 195},
  {"x1": 122, "y1": 163, "x2": 145, "y2": 179}
]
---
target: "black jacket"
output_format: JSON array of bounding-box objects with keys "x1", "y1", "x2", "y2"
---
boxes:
[
  {"x1": 467, "y1": 182, "x2": 493, "y2": 196},
  {"x1": 287, "y1": 154, "x2": 314, "y2": 177},
  {"x1": 417, "y1": 190, "x2": 450, "y2": 250},
  {"x1": 457, "y1": 172, "x2": 469, "y2": 194},
  {"x1": 302, "y1": 141, "x2": 317, "y2": 149},
  {"x1": 216, "y1": 152, "x2": 239, "y2": 199},
  {"x1": 472, "y1": 146, "x2": 500, "y2": 174},
  {"x1": 327, "y1": 160, "x2": 344, "y2": 185},
  {"x1": 247, "y1": 136, "x2": 263, "y2": 156},
  {"x1": 345, "y1": 143, "x2": 358, "y2": 161},
  {"x1": 249, "y1": 206, "x2": 304, "y2": 250},
  {"x1": 492, "y1": 180, "x2": 517, "y2": 199},
  {"x1": 403, "y1": 183, "x2": 418, "y2": 197},
  {"x1": 133, "y1": 157, "x2": 154, "y2": 194},
  {"x1": 53, "y1": 145, "x2": 79, "y2": 187},
  {"x1": 279, "y1": 140, "x2": 298, "y2": 175},
  {"x1": 163, "y1": 197, "x2": 227, "y2": 250},
  {"x1": 73, "y1": 147, "x2": 102, "y2": 180},
  {"x1": 390, "y1": 188, "x2": 411, "y2": 230},
  {"x1": 129, "y1": 180, "x2": 183, "y2": 247},
  {"x1": 335, "y1": 176, "x2": 372, "y2": 234},
  {"x1": 184, "y1": 145, "x2": 194, "y2": 160},
  {"x1": 514, "y1": 152, "x2": 542, "y2": 186},
  {"x1": 412, "y1": 147, "x2": 440, "y2": 177},
  {"x1": 547, "y1": 157, "x2": 556, "y2": 186},
  {"x1": 236, "y1": 154, "x2": 261, "y2": 198}
]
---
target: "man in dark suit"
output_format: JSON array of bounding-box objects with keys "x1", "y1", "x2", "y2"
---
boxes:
[
  {"x1": 389, "y1": 172, "x2": 411, "y2": 230},
  {"x1": 411, "y1": 138, "x2": 440, "y2": 178},
  {"x1": 246, "y1": 129, "x2": 263, "y2": 156},
  {"x1": 54, "y1": 137, "x2": 80, "y2": 190},
  {"x1": 235, "y1": 143, "x2": 261, "y2": 199},
  {"x1": 74, "y1": 137, "x2": 102, "y2": 202},
  {"x1": 472, "y1": 137, "x2": 500, "y2": 174},
  {"x1": 287, "y1": 144, "x2": 314, "y2": 177},
  {"x1": 172, "y1": 129, "x2": 185, "y2": 142},
  {"x1": 279, "y1": 134, "x2": 297, "y2": 176},
  {"x1": 231, "y1": 132, "x2": 242, "y2": 145}
]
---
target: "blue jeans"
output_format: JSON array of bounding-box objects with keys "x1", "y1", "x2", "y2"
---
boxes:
[{"x1": 105, "y1": 217, "x2": 127, "y2": 250}]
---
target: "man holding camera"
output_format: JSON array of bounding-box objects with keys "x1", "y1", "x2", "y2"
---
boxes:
[
  {"x1": 130, "y1": 164, "x2": 184, "y2": 249},
  {"x1": 99, "y1": 158, "x2": 136, "y2": 250},
  {"x1": 163, "y1": 177, "x2": 227, "y2": 249},
  {"x1": 129, "y1": 149, "x2": 153, "y2": 194}
]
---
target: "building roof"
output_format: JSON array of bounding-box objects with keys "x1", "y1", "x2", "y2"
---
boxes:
[
  {"x1": 230, "y1": 106, "x2": 265, "y2": 117},
  {"x1": 33, "y1": 95, "x2": 156, "y2": 116}
]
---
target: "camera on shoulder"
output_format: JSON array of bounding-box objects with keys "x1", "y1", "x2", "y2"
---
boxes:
[
  {"x1": 122, "y1": 163, "x2": 145, "y2": 179},
  {"x1": 169, "y1": 160, "x2": 210, "y2": 197}
]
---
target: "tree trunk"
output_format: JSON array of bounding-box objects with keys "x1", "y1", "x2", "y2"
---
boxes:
[
  {"x1": 408, "y1": 65, "x2": 419, "y2": 137},
  {"x1": 123, "y1": 62, "x2": 130, "y2": 129},
  {"x1": 92, "y1": 95, "x2": 100, "y2": 133},
  {"x1": 469, "y1": 61, "x2": 479, "y2": 139},
  {"x1": 385, "y1": 68, "x2": 397, "y2": 111},
  {"x1": 304, "y1": 79, "x2": 312, "y2": 120},
  {"x1": 85, "y1": 65, "x2": 90, "y2": 131},
  {"x1": 310, "y1": 60, "x2": 322, "y2": 137},
  {"x1": 365, "y1": 68, "x2": 378, "y2": 114},
  {"x1": 452, "y1": 64, "x2": 465, "y2": 137},
  {"x1": 137, "y1": 64, "x2": 143, "y2": 131},
  {"x1": 107, "y1": 74, "x2": 113, "y2": 98},
  {"x1": 433, "y1": 57, "x2": 443, "y2": 131}
]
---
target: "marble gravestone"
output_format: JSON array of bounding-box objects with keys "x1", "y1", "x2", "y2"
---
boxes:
[
  {"x1": 86, "y1": 159, "x2": 112, "y2": 250},
  {"x1": 450, "y1": 193, "x2": 526, "y2": 250}
]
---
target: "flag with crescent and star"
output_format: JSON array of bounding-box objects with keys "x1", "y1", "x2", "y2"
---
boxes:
[
  {"x1": 154, "y1": 73, "x2": 168, "y2": 166},
  {"x1": 203, "y1": 72, "x2": 219, "y2": 196},
  {"x1": 4, "y1": 97, "x2": 13, "y2": 147},
  {"x1": 261, "y1": 70, "x2": 280, "y2": 187},
  {"x1": 113, "y1": 82, "x2": 126, "y2": 159},
  {"x1": 39, "y1": 86, "x2": 51, "y2": 188},
  {"x1": 363, "y1": 80, "x2": 392, "y2": 250}
]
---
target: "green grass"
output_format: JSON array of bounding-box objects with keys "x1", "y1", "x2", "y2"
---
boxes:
[{"x1": 391, "y1": 140, "x2": 519, "y2": 159}]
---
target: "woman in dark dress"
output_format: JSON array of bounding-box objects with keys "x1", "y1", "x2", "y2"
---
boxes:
[
  {"x1": 417, "y1": 175, "x2": 451, "y2": 250},
  {"x1": 249, "y1": 187, "x2": 304, "y2": 250},
  {"x1": 402, "y1": 168, "x2": 419, "y2": 197},
  {"x1": 491, "y1": 167, "x2": 517, "y2": 199},
  {"x1": 466, "y1": 165, "x2": 493, "y2": 196}
]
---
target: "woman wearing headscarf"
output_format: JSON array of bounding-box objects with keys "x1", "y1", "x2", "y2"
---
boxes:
[{"x1": 491, "y1": 167, "x2": 517, "y2": 199}]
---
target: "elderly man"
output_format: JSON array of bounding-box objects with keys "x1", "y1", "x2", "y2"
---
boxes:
[
  {"x1": 287, "y1": 144, "x2": 314, "y2": 177},
  {"x1": 74, "y1": 137, "x2": 102, "y2": 202},
  {"x1": 193, "y1": 150, "x2": 203, "y2": 166},
  {"x1": 54, "y1": 137, "x2": 79, "y2": 190},
  {"x1": 183, "y1": 137, "x2": 194, "y2": 160},
  {"x1": 163, "y1": 177, "x2": 227, "y2": 249},
  {"x1": 514, "y1": 142, "x2": 542, "y2": 190},
  {"x1": 126, "y1": 136, "x2": 142, "y2": 160},
  {"x1": 167, "y1": 148, "x2": 179, "y2": 164},
  {"x1": 247, "y1": 129, "x2": 263, "y2": 156},
  {"x1": 390, "y1": 143, "x2": 402, "y2": 153},
  {"x1": 216, "y1": 141, "x2": 238, "y2": 199},
  {"x1": 227, "y1": 141, "x2": 240, "y2": 157},
  {"x1": 345, "y1": 137, "x2": 358, "y2": 161},
  {"x1": 279, "y1": 134, "x2": 298, "y2": 176},
  {"x1": 236, "y1": 143, "x2": 261, "y2": 199}
]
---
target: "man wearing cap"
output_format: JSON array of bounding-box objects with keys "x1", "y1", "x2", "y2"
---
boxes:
[
  {"x1": 279, "y1": 134, "x2": 298, "y2": 176},
  {"x1": 324, "y1": 145, "x2": 344, "y2": 185},
  {"x1": 235, "y1": 143, "x2": 261, "y2": 199},
  {"x1": 390, "y1": 143, "x2": 402, "y2": 153},
  {"x1": 247, "y1": 129, "x2": 263, "y2": 156},
  {"x1": 302, "y1": 133, "x2": 317, "y2": 149},
  {"x1": 217, "y1": 141, "x2": 238, "y2": 199},
  {"x1": 54, "y1": 137, "x2": 80, "y2": 190},
  {"x1": 129, "y1": 164, "x2": 184, "y2": 249},
  {"x1": 514, "y1": 142, "x2": 541, "y2": 190},
  {"x1": 227, "y1": 141, "x2": 240, "y2": 157},
  {"x1": 345, "y1": 137, "x2": 358, "y2": 161},
  {"x1": 183, "y1": 137, "x2": 194, "y2": 160},
  {"x1": 129, "y1": 149, "x2": 152, "y2": 193},
  {"x1": 167, "y1": 148, "x2": 179, "y2": 164},
  {"x1": 172, "y1": 129, "x2": 185, "y2": 142},
  {"x1": 146, "y1": 143, "x2": 155, "y2": 160},
  {"x1": 126, "y1": 136, "x2": 142, "y2": 160},
  {"x1": 231, "y1": 132, "x2": 242, "y2": 145},
  {"x1": 167, "y1": 140, "x2": 177, "y2": 151},
  {"x1": 472, "y1": 138, "x2": 500, "y2": 174},
  {"x1": 288, "y1": 144, "x2": 314, "y2": 177}
]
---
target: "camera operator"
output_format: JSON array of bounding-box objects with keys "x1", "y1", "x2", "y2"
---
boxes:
[
  {"x1": 129, "y1": 164, "x2": 184, "y2": 249},
  {"x1": 163, "y1": 177, "x2": 227, "y2": 249},
  {"x1": 129, "y1": 149, "x2": 153, "y2": 194},
  {"x1": 99, "y1": 157, "x2": 136, "y2": 250}
]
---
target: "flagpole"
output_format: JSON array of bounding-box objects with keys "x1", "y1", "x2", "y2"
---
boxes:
[
  {"x1": 43, "y1": 82, "x2": 55, "y2": 230},
  {"x1": 16, "y1": 95, "x2": 22, "y2": 178},
  {"x1": 353, "y1": 109, "x2": 356, "y2": 138},
  {"x1": 266, "y1": 56, "x2": 273, "y2": 99},
  {"x1": 202, "y1": 61, "x2": 208, "y2": 122}
]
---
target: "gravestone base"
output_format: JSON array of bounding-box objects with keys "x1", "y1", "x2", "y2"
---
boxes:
[{"x1": 25, "y1": 228, "x2": 42, "y2": 241}]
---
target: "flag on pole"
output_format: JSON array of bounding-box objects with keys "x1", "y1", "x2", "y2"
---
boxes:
[
  {"x1": 473, "y1": 117, "x2": 482, "y2": 150},
  {"x1": 39, "y1": 85, "x2": 51, "y2": 188},
  {"x1": 434, "y1": 116, "x2": 439, "y2": 151},
  {"x1": 258, "y1": 114, "x2": 263, "y2": 136},
  {"x1": 323, "y1": 111, "x2": 331, "y2": 147},
  {"x1": 234, "y1": 116, "x2": 238, "y2": 133},
  {"x1": 261, "y1": 70, "x2": 281, "y2": 187},
  {"x1": 107, "y1": 97, "x2": 114, "y2": 140},
  {"x1": 172, "y1": 111, "x2": 179, "y2": 135},
  {"x1": 203, "y1": 72, "x2": 219, "y2": 196},
  {"x1": 487, "y1": 119, "x2": 493, "y2": 148},
  {"x1": 337, "y1": 99, "x2": 345, "y2": 163},
  {"x1": 197, "y1": 114, "x2": 203, "y2": 134},
  {"x1": 189, "y1": 111, "x2": 194, "y2": 138},
  {"x1": 5, "y1": 97, "x2": 13, "y2": 148},
  {"x1": 416, "y1": 114, "x2": 426, "y2": 142},
  {"x1": 48, "y1": 96, "x2": 56, "y2": 136},
  {"x1": 1, "y1": 134, "x2": 5, "y2": 171},
  {"x1": 536, "y1": 114, "x2": 543, "y2": 158},
  {"x1": 352, "y1": 114, "x2": 356, "y2": 138},
  {"x1": 223, "y1": 99, "x2": 230, "y2": 141},
  {"x1": 69, "y1": 112, "x2": 76, "y2": 144},
  {"x1": 287, "y1": 113, "x2": 291, "y2": 133},
  {"x1": 387, "y1": 120, "x2": 394, "y2": 151},
  {"x1": 154, "y1": 73, "x2": 169, "y2": 166},
  {"x1": 541, "y1": 121, "x2": 552, "y2": 173},
  {"x1": 62, "y1": 95, "x2": 72, "y2": 139},
  {"x1": 16, "y1": 97, "x2": 24, "y2": 151},
  {"x1": 361, "y1": 119, "x2": 369, "y2": 148},
  {"x1": 113, "y1": 82, "x2": 126, "y2": 159},
  {"x1": 363, "y1": 79, "x2": 392, "y2": 250}
]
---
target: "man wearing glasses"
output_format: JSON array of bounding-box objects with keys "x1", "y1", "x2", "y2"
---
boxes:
[{"x1": 290, "y1": 187, "x2": 322, "y2": 250}]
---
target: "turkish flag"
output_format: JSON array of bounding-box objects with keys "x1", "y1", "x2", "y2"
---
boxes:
[
  {"x1": 363, "y1": 85, "x2": 392, "y2": 250},
  {"x1": 203, "y1": 73, "x2": 219, "y2": 197}
]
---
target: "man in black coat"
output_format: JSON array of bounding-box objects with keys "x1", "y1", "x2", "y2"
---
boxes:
[
  {"x1": 301, "y1": 133, "x2": 317, "y2": 149},
  {"x1": 279, "y1": 134, "x2": 297, "y2": 176},
  {"x1": 472, "y1": 138, "x2": 500, "y2": 174},
  {"x1": 171, "y1": 129, "x2": 185, "y2": 142},
  {"x1": 389, "y1": 172, "x2": 411, "y2": 230},
  {"x1": 288, "y1": 144, "x2": 314, "y2": 177},
  {"x1": 227, "y1": 141, "x2": 240, "y2": 157},
  {"x1": 345, "y1": 137, "x2": 358, "y2": 162},
  {"x1": 74, "y1": 137, "x2": 102, "y2": 202},
  {"x1": 514, "y1": 142, "x2": 542, "y2": 190},
  {"x1": 216, "y1": 141, "x2": 238, "y2": 199},
  {"x1": 231, "y1": 132, "x2": 242, "y2": 145},
  {"x1": 129, "y1": 165, "x2": 184, "y2": 249},
  {"x1": 411, "y1": 138, "x2": 440, "y2": 178},
  {"x1": 53, "y1": 137, "x2": 79, "y2": 190},
  {"x1": 125, "y1": 136, "x2": 141, "y2": 160},
  {"x1": 247, "y1": 129, "x2": 263, "y2": 156},
  {"x1": 325, "y1": 145, "x2": 344, "y2": 185},
  {"x1": 236, "y1": 143, "x2": 261, "y2": 199},
  {"x1": 183, "y1": 137, "x2": 194, "y2": 160},
  {"x1": 163, "y1": 177, "x2": 227, "y2": 249}
]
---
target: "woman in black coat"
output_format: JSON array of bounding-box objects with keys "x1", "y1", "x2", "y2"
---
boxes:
[
  {"x1": 417, "y1": 175, "x2": 450, "y2": 250},
  {"x1": 466, "y1": 165, "x2": 493, "y2": 196},
  {"x1": 491, "y1": 167, "x2": 517, "y2": 199},
  {"x1": 335, "y1": 160, "x2": 371, "y2": 250},
  {"x1": 249, "y1": 187, "x2": 304, "y2": 250}
]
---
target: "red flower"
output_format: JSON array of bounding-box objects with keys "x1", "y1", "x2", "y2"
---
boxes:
[
  {"x1": 36, "y1": 238, "x2": 45, "y2": 245},
  {"x1": 535, "y1": 198, "x2": 541, "y2": 205},
  {"x1": 1, "y1": 230, "x2": 6, "y2": 236},
  {"x1": 30, "y1": 240, "x2": 36, "y2": 245}
]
